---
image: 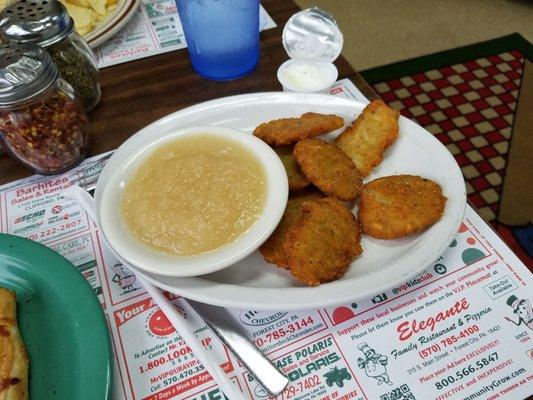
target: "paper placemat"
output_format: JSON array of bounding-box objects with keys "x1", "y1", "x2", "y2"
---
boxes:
[{"x1": 0, "y1": 80, "x2": 531, "y2": 400}]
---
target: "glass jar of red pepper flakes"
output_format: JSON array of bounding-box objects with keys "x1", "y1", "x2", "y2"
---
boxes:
[{"x1": 0, "y1": 42, "x2": 89, "y2": 175}]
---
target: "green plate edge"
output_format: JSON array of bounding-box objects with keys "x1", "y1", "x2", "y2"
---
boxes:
[{"x1": 0, "y1": 233, "x2": 112, "y2": 399}]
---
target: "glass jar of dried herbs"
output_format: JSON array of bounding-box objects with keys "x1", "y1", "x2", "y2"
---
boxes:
[{"x1": 0, "y1": 0, "x2": 101, "y2": 112}]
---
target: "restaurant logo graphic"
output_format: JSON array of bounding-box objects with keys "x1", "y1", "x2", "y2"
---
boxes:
[
  {"x1": 111, "y1": 262, "x2": 138, "y2": 294},
  {"x1": 504, "y1": 295, "x2": 533, "y2": 330},
  {"x1": 356, "y1": 343, "x2": 393, "y2": 386},
  {"x1": 13, "y1": 209, "x2": 45, "y2": 224},
  {"x1": 239, "y1": 310, "x2": 288, "y2": 326},
  {"x1": 331, "y1": 305, "x2": 356, "y2": 325},
  {"x1": 324, "y1": 366, "x2": 352, "y2": 388},
  {"x1": 146, "y1": 308, "x2": 176, "y2": 337}
]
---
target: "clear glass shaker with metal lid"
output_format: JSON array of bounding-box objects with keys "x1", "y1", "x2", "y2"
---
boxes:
[
  {"x1": 0, "y1": 42, "x2": 89, "y2": 174},
  {"x1": 0, "y1": 0, "x2": 101, "y2": 111}
]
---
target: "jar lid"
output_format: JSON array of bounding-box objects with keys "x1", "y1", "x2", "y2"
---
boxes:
[
  {"x1": 0, "y1": 42, "x2": 59, "y2": 106},
  {"x1": 282, "y1": 7, "x2": 343, "y2": 63},
  {"x1": 0, "y1": 0, "x2": 74, "y2": 48}
]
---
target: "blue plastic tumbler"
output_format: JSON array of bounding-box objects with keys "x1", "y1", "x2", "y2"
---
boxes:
[{"x1": 175, "y1": 0, "x2": 260, "y2": 80}]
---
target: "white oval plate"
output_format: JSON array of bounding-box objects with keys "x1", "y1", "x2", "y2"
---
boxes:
[
  {"x1": 84, "y1": 0, "x2": 139, "y2": 48},
  {"x1": 95, "y1": 92, "x2": 466, "y2": 310}
]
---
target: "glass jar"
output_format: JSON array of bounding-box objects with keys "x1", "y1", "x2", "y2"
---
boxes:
[
  {"x1": 0, "y1": 0, "x2": 101, "y2": 112},
  {"x1": 46, "y1": 31, "x2": 101, "y2": 111},
  {"x1": 0, "y1": 43, "x2": 89, "y2": 174}
]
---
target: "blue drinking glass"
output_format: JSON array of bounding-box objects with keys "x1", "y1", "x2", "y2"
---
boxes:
[{"x1": 175, "y1": 0, "x2": 260, "y2": 80}]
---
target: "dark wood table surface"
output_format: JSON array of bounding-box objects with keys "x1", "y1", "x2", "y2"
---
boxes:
[{"x1": 0, "y1": 0, "x2": 377, "y2": 185}]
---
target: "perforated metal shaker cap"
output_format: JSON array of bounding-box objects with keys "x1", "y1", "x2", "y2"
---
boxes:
[
  {"x1": 282, "y1": 7, "x2": 343, "y2": 63},
  {"x1": 0, "y1": 0, "x2": 73, "y2": 48},
  {"x1": 0, "y1": 42, "x2": 59, "y2": 106}
]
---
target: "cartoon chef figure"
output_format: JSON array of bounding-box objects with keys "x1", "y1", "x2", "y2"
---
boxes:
[
  {"x1": 505, "y1": 295, "x2": 533, "y2": 330},
  {"x1": 111, "y1": 262, "x2": 137, "y2": 294},
  {"x1": 356, "y1": 342, "x2": 393, "y2": 386}
]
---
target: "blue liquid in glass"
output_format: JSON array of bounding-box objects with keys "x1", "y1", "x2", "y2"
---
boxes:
[{"x1": 176, "y1": 0, "x2": 260, "y2": 80}]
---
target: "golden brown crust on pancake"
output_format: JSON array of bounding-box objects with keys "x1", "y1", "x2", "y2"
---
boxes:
[
  {"x1": 253, "y1": 112, "x2": 344, "y2": 146},
  {"x1": 358, "y1": 175, "x2": 447, "y2": 239},
  {"x1": 260, "y1": 189, "x2": 324, "y2": 269},
  {"x1": 294, "y1": 138, "x2": 363, "y2": 201},
  {"x1": 0, "y1": 288, "x2": 28, "y2": 400},
  {"x1": 274, "y1": 146, "x2": 310, "y2": 191},
  {"x1": 334, "y1": 100, "x2": 399, "y2": 177},
  {"x1": 284, "y1": 197, "x2": 363, "y2": 286}
]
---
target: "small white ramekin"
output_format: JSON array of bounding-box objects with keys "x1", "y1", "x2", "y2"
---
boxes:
[
  {"x1": 277, "y1": 59, "x2": 338, "y2": 93},
  {"x1": 98, "y1": 126, "x2": 288, "y2": 277}
]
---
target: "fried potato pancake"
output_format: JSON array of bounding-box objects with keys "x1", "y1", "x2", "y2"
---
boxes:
[
  {"x1": 284, "y1": 197, "x2": 362, "y2": 286},
  {"x1": 0, "y1": 288, "x2": 28, "y2": 400},
  {"x1": 358, "y1": 175, "x2": 447, "y2": 239},
  {"x1": 294, "y1": 138, "x2": 363, "y2": 201},
  {"x1": 253, "y1": 112, "x2": 344, "y2": 146},
  {"x1": 334, "y1": 100, "x2": 399, "y2": 177},
  {"x1": 275, "y1": 146, "x2": 310, "y2": 191},
  {"x1": 260, "y1": 189, "x2": 324, "y2": 269}
]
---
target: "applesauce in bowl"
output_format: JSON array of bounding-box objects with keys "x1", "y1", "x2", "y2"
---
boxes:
[
  {"x1": 98, "y1": 126, "x2": 288, "y2": 277},
  {"x1": 121, "y1": 135, "x2": 266, "y2": 256}
]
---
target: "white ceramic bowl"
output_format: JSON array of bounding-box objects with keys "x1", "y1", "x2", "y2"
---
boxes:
[{"x1": 97, "y1": 126, "x2": 288, "y2": 277}]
